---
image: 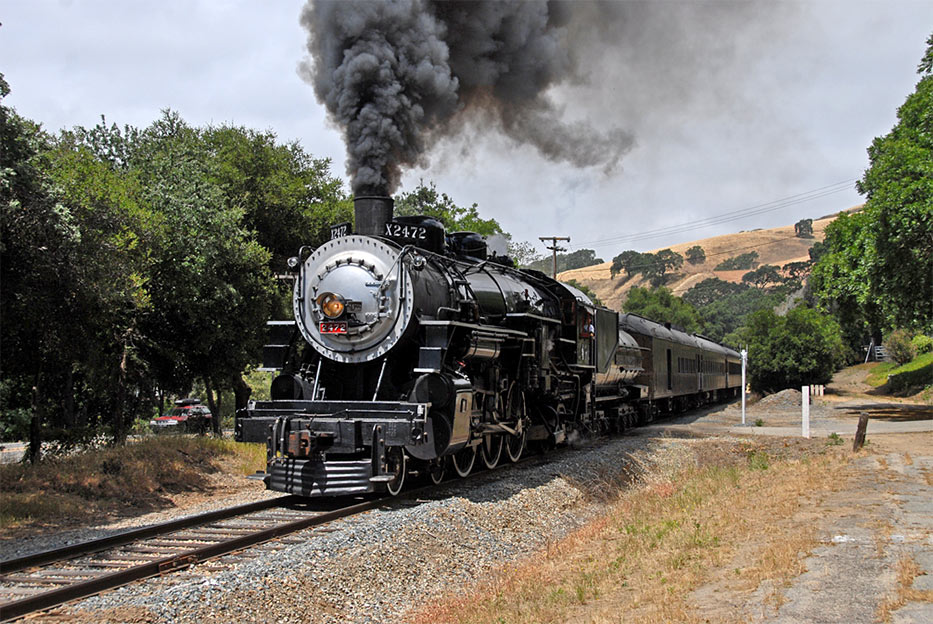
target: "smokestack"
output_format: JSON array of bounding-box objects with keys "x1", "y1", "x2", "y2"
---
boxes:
[{"x1": 354, "y1": 195, "x2": 394, "y2": 236}]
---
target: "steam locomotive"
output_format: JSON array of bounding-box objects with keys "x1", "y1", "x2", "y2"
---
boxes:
[{"x1": 235, "y1": 196, "x2": 742, "y2": 497}]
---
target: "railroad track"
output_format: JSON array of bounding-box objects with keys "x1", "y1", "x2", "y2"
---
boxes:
[
  {"x1": 0, "y1": 444, "x2": 568, "y2": 622},
  {"x1": 0, "y1": 494, "x2": 390, "y2": 622}
]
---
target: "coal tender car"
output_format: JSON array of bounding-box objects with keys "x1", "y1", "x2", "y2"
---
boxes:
[{"x1": 236, "y1": 196, "x2": 742, "y2": 497}]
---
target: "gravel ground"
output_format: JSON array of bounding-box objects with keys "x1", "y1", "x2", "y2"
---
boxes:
[{"x1": 28, "y1": 433, "x2": 702, "y2": 624}]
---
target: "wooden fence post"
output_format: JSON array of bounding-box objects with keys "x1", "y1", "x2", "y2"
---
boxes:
[{"x1": 853, "y1": 412, "x2": 869, "y2": 452}]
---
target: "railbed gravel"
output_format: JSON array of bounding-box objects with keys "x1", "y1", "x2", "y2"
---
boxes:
[{"x1": 30, "y1": 433, "x2": 710, "y2": 624}]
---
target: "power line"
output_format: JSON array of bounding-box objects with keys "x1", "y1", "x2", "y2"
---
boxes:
[{"x1": 578, "y1": 179, "x2": 857, "y2": 247}]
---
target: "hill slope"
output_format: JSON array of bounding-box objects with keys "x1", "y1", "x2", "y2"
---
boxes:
[{"x1": 560, "y1": 207, "x2": 861, "y2": 311}]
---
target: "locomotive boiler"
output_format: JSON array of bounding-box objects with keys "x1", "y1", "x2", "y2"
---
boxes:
[{"x1": 236, "y1": 195, "x2": 741, "y2": 497}]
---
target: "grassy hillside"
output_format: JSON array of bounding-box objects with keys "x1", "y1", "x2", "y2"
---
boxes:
[{"x1": 559, "y1": 207, "x2": 861, "y2": 312}]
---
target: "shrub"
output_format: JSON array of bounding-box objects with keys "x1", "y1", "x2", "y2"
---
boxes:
[
  {"x1": 885, "y1": 329, "x2": 916, "y2": 365},
  {"x1": 911, "y1": 334, "x2": 933, "y2": 355}
]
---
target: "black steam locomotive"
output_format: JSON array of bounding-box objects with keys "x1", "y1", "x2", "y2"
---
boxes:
[{"x1": 235, "y1": 196, "x2": 742, "y2": 497}]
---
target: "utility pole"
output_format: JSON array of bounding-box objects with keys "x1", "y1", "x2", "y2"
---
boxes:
[{"x1": 539, "y1": 236, "x2": 570, "y2": 279}]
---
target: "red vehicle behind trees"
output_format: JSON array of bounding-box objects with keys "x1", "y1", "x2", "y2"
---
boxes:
[{"x1": 150, "y1": 398, "x2": 212, "y2": 434}]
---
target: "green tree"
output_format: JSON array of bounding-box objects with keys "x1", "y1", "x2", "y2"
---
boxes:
[
  {"x1": 48, "y1": 133, "x2": 157, "y2": 443},
  {"x1": 848, "y1": 34, "x2": 933, "y2": 332},
  {"x1": 395, "y1": 180, "x2": 502, "y2": 236},
  {"x1": 741, "y1": 265, "x2": 782, "y2": 290},
  {"x1": 204, "y1": 125, "x2": 351, "y2": 272},
  {"x1": 699, "y1": 288, "x2": 783, "y2": 343},
  {"x1": 508, "y1": 240, "x2": 543, "y2": 267},
  {"x1": 781, "y1": 261, "x2": 812, "y2": 285},
  {"x1": 641, "y1": 248, "x2": 683, "y2": 287},
  {"x1": 794, "y1": 218, "x2": 814, "y2": 238},
  {"x1": 622, "y1": 287, "x2": 701, "y2": 334},
  {"x1": 685, "y1": 245, "x2": 706, "y2": 265},
  {"x1": 610, "y1": 249, "x2": 645, "y2": 280},
  {"x1": 1, "y1": 94, "x2": 352, "y2": 448},
  {"x1": 527, "y1": 248, "x2": 603, "y2": 275},
  {"x1": 727, "y1": 307, "x2": 845, "y2": 393},
  {"x1": 682, "y1": 278, "x2": 780, "y2": 342},
  {"x1": 715, "y1": 251, "x2": 759, "y2": 271},
  {"x1": 1, "y1": 76, "x2": 79, "y2": 460},
  {"x1": 128, "y1": 113, "x2": 276, "y2": 434},
  {"x1": 810, "y1": 210, "x2": 884, "y2": 348},
  {"x1": 808, "y1": 239, "x2": 829, "y2": 263},
  {"x1": 682, "y1": 277, "x2": 746, "y2": 308}
]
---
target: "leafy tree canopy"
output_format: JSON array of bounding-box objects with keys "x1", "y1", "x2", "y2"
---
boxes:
[
  {"x1": 681, "y1": 278, "x2": 781, "y2": 342},
  {"x1": 610, "y1": 249, "x2": 646, "y2": 279},
  {"x1": 641, "y1": 249, "x2": 683, "y2": 287},
  {"x1": 1, "y1": 94, "x2": 351, "y2": 450},
  {"x1": 682, "y1": 278, "x2": 747, "y2": 308},
  {"x1": 685, "y1": 245, "x2": 706, "y2": 265},
  {"x1": 741, "y1": 264, "x2": 783, "y2": 290},
  {"x1": 526, "y1": 248, "x2": 603, "y2": 275},
  {"x1": 794, "y1": 218, "x2": 814, "y2": 238},
  {"x1": 714, "y1": 250, "x2": 759, "y2": 271},
  {"x1": 395, "y1": 180, "x2": 502, "y2": 236},
  {"x1": 508, "y1": 240, "x2": 543, "y2": 268},
  {"x1": 813, "y1": 33, "x2": 932, "y2": 336},
  {"x1": 622, "y1": 287, "x2": 701, "y2": 334},
  {"x1": 726, "y1": 307, "x2": 845, "y2": 393}
]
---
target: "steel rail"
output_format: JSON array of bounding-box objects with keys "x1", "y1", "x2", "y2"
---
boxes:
[
  {"x1": 0, "y1": 447, "x2": 562, "y2": 622},
  {"x1": 0, "y1": 495, "x2": 386, "y2": 622},
  {"x1": 0, "y1": 495, "x2": 299, "y2": 575}
]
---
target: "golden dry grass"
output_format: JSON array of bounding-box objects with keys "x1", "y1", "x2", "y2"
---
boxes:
[
  {"x1": 408, "y1": 441, "x2": 847, "y2": 624},
  {"x1": 559, "y1": 209, "x2": 858, "y2": 310},
  {"x1": 0, "y1": 437, "x2": 266, "y2": 530},
  {"x1": 877, "y1": 555, "x2": 933, "y2": 621}
]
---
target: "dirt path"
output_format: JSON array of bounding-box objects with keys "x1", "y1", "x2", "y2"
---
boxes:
[{"x1": 653, "y1": 365, "x2": 933, "y2": 623}]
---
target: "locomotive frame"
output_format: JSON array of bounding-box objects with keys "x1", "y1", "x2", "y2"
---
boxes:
[{"x1": 235, "y1": 196, "x2": 742, "y2": 498}]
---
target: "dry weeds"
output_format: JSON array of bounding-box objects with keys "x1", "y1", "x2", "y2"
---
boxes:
[
  {"x1": 877, "y1": 555, "x2": 933, "y2": 622},
  {"x1": 408, "y1": 439, "x2": 847, "y2": 624},
  {"x1": 0, "y1": 437, "x2": 266, "y2": 531}
]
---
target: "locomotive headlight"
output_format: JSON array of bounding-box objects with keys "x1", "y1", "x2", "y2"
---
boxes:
[{"x1": 316, "y1": 292, "x2": 346, "y2": 318}]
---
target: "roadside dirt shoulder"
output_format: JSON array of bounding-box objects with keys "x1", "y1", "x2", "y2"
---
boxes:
[{"x1": 687, "y1": 433, "x2": 933, "y2": 623}]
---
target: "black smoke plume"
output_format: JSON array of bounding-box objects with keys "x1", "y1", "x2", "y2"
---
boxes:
[{"x1": 300, "y1": 0, "x2": 634, "y2": 195}]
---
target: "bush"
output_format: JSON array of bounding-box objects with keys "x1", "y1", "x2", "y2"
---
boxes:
[
  {"x1": 911, "y1": 334, "x2": 933, "y2": 355},
  {"x1": 885, "y1": 329, "x2": 916, "y2": 365}
]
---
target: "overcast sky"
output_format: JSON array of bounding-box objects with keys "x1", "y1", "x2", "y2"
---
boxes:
[{"x1": 2, "y1": 1, "x2": 929, "y2": 260}]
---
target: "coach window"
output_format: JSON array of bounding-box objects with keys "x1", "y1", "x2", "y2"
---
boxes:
[{"x1": 666, "y1": 349, "x2": 672, "y2": 390}]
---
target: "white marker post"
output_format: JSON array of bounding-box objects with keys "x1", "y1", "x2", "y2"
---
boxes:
[
  {"x1": 802, "y1": 385, "x2": 810, "y2": 438},
  {"x1": 741, "y1": 348, "x2": 747, "y2": 426}
]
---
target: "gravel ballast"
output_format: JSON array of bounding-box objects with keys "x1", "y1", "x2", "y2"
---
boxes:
[{"x1": 28, "y1": 433, "x2": 704, "y2": 624}]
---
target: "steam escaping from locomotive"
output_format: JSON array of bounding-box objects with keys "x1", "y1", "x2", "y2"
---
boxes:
[{"x1": 299, "y1": 0, "x2": 635, "y2": 195}]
